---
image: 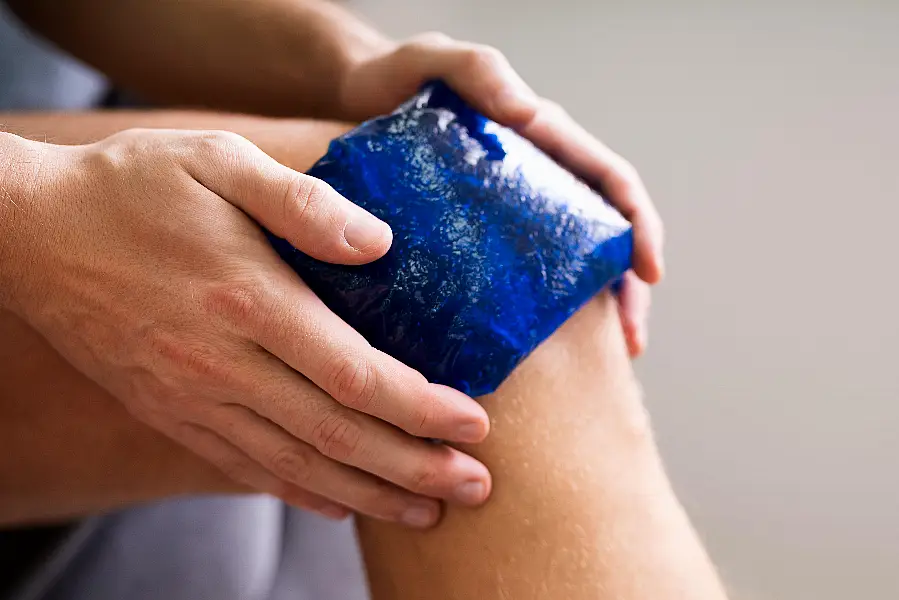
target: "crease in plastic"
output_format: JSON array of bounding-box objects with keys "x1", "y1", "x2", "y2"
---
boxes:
[{"x1": 268, "y1": 82, "x2": 633, "y2": 396}]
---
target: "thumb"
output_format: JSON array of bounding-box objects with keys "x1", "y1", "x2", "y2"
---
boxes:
[{"x1": 188, "y1": 131, "x2": 392, "y2": 265}]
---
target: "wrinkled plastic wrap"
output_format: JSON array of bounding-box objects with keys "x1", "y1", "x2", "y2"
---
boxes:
[{"x1": 268, "y1": 82, "x2": 633, "y2": 396}]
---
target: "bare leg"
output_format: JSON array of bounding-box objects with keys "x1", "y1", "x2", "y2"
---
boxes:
[
  {"x1": 1, "y1": 111, "x2": 724, "y2": 598},
  {"x1": 0, "y1": 308, "x2": 244, "y2": 525},
  {"x1": 358, "y1": 292, "x2": 727, "y2": 599}
]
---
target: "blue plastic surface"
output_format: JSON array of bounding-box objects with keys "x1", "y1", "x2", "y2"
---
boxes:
[{"x1": 268, "y1": 82, "x2": 633, "y2": 396}]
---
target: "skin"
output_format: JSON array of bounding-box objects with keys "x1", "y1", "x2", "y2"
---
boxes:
[
  {"x1": 1, "y1": 114, "x2": 490, "y2": 527},
  {"x1": 2, "y1": 0, "x2": 664, "y2": 525},
  {"x1": 1, "y1": 114, "x2": 726, "y2": 596},
  {"x1": 0, "y1": 307, "x2": 242, "y2": 526},
  {"x1": 0, "y1": 274, "x2": 728, "y2": 597},
  {"x1": 0, "y1": 113, "x2": 360, "y2": 526},
  {"x1": 7, "y1": 0, "x2": 663, "y2": 352},
  {"x1": 359, "y1": 292, "x2": 729, "y2": 599}
]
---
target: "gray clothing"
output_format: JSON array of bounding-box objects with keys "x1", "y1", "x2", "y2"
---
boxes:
[
  {"x1": 0, "y1": 4, "x2": 107, "y2": 110},
  {"x1": 0, "y1": 5, "x2": 369, "y2": 599},
  {"x1": 15, "y1": 497, "x2": 368, "y2": 600}
]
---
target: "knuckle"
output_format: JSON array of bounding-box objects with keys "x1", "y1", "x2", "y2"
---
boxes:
[
  {"x1": 88, "y1": 132, "x2": 141, "y2": 174},
  {"x1": 181, "y1": 345, "x2": 229, "y2": 381},
  {"x1": 465, "y1": 44, "x2": 507, "y2": 72},
  {"x1": 270, "y1": 445, "x2": 314, "y2": 484},
  {"x1": 196, "y1": 129, "x2": 247, "y2": 151},
  {"x1": 284, "y1": 175, "x2": 331, "y2": 230},
  {"x1": 408, "y1": 463, "x2": 440, "y2": 494},
  {"x1": 191, "y1": 130, "x2": 252, "y2": 167},
  {"x1": 540, "y1": 98, "x2": 568, "y2": 119},
  {"x1": 216, "y1": 456, "x2": 253, "y2": 485},
  {"x1": 354, "y1": 479, "x2": 403, "y2": 519},
  {"x1": 323, "y1": 352, "x2": 379, "y2": 411},
  {"x1": 415, "y1": 407, "x2": 431, "y2": 435},
  {"x1": 410, "y1": 30, "x2": 454, "y2": 49},
  {"x1": 148, "y1": 332, "x2": 231, "y2": 384},
  {"x1": 203, "y1": 278, "x2": 272, "y2": 328},
  {"x1": 310, "y1": 411, "x2": 363, "y2": 463},
  {"x1": 404, "y1": 402, "x2": 433, "y2": 436},
  {"x1": 615, "y1": 157, "x2": 641, "y2": 184}
]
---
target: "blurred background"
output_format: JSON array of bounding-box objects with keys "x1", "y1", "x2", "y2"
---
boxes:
[{"x1": 343, "y1": 1, "x2": 899, "y2": 599}]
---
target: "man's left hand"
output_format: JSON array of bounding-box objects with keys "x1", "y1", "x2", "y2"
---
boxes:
[{"x1": 338, "y1": 32, "x2": 664, "y2": 357}]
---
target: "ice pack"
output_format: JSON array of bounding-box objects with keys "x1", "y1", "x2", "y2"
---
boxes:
[{"x1": 268, "y1": 82, "x2": 633, "y2": 396}]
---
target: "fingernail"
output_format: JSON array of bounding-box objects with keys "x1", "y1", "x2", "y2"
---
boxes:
[
  {"x1": 319, "y1": 505, "x2": 350, "y2": 520},
  {"x1": 344, "y1": 213, "x2": 391, "y2": 252},
  {"x1": 454, "y1": 480, "x2": 487, "y2": 505},
  {"x1": 401, "y1": 505, "x2": 438, "y2": 528},
  {"x1": 457, "y1": 421, "x2": 487, "y2": 443}
]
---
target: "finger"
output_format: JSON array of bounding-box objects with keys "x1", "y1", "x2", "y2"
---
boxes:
[
  {"x1": 209, "y1": 403, "x2": 442, "y2": 528},
  {"x1": 352, "y1": 36, "x2": 664, "y2": 283},
  {"x1": 399, "y1": 33, "x2": 541, "y2": 128},
  {"x1": 205, "y1": 268, "x2": 490, "y2": 443},
  {"x1": 184, "y1": 130, "x2": 392, "y2": 264},
  {"x1": 168, "y1": 420, "x2": 349, "y2": 520},
  {"x1": 617, "y1": 271, "x2": 651, "y2": 357},
  {"x1": 229, "y1": 350, "x2": 491, "y2": 505},
  {"x1": 341, "y1": 33, "x2": 540, "y2": 126},
  {"x1": 518, "y1": 101, "x2": 665, "y2": 284}
]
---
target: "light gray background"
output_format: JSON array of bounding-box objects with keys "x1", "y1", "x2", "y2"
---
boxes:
[{"x1": 346, "y1": 1, "x2": 899, "y2": 599}]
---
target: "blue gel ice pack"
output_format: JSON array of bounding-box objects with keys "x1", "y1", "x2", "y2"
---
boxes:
[{"x1": 268, "y1": 82, "x2": 633, "y2": 396}]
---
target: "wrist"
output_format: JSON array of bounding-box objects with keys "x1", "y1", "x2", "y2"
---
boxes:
[
  {"x1": 308, "y1": 3, "x2": 396, "y2": 120},
  {"x1": 0, "y1": 133, "x2": 42, "y2": 311},
  {"x1": 0, "y1": 133, "x2": 68, "y2": 318},
  {"x1": 266, "y1": 0, "x2": 394, "y2": 120}
]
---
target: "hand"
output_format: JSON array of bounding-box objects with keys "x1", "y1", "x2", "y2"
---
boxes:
[
  {"x1": 1, "y1": 129, "x2": 492, "y2": 527},
  {"x1": 338, "y1": 33, "x2": 664, "y2": 356}
]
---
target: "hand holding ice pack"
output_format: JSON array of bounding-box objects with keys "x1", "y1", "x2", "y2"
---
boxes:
[{"x1": 268, "y1": 82, "x2": 633, "y2": 396}]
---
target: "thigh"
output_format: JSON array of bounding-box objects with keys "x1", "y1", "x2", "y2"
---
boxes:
[{"x1": 0, "y1": 309, "x2": 235, "y2": 523}]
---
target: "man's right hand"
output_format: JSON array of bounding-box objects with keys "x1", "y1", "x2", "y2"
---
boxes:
[{"x1": 0, "y1": 128, "x2": 491, "y2": 527}]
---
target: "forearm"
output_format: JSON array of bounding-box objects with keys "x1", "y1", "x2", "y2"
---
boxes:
[
  {"x1": 358, "y1": 293, "x2": 727, "y2": 599},
  {"x1": 0, "y1": 310, "x2": 244, "y2": 527},
  {"x1": 0, "y1": 110, "x2": 350, "y2": 171},
  {"x1": 7, "y1": 0, "x2": 391, "y2": 117},
  {"x1": 0, "y1": 131, "x2": 45, "y2": 311}
]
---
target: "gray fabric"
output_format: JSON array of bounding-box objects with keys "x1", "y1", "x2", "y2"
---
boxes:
[
  {"x1": 42, "y1": 497, "x2": 284, "y2": 600},
  {"x1": 268, "y1": 507, "x2": 369, "y2": 600},
  {"x1": 15, "y1": 496, "x2": 368, "y2": 600},
  {"x1": 0, "y1": 4, "x2": 107, "y2": 110},
  {"x1": 0, "y1": 5, "x2": 370, "y2": 599}
]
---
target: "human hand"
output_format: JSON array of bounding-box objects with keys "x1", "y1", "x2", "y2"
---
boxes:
[
  {"x1": 0, "y1": 129, "x2": 491, "y2": 527},
  {"x1": 338, "y1": 33, "x2": 664, "y2": 356}
]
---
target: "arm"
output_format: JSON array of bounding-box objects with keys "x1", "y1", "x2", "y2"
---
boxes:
[
  {"x1": 358, "y1": 292, "x2": 729, "y2": 599},
  {"x1": 0, "y1": 309, "x2": 243, "y2": 526},
  {"x1": 0, "y1": 110, "x2": 350, "y2": 170},
  {"x1": 0, "y1": 111, "x2": 356, "y2": 526},
  {"x1": 6, "y1": 0, "x2": 390, "y2": 117},
  {"x1": 7, "y1": 0, "x2": 664, "y2": 353}
]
